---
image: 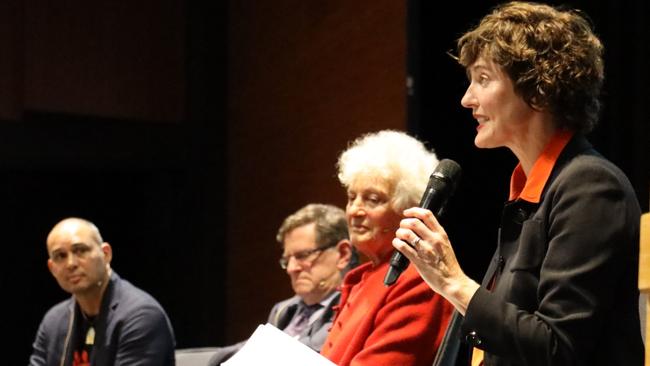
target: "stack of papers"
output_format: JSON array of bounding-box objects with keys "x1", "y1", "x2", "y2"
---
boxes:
[{"x1": 222, "y1": 323, "x2": 336, "y2": 366}]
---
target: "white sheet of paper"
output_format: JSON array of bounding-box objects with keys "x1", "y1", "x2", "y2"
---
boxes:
[{"x1": 222, "y1": 323, "x2": 336, "y2": 366}]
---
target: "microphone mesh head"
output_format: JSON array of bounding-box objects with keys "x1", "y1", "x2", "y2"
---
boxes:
[{"x1": 433, "y1": 159, "x2": 462, "y2": 185}]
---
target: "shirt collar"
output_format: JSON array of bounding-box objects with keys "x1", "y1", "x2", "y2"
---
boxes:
[
  {"x1": 508, "y1": 129, "x2": 574, "y2": 203},
  {"x1": 317, "y1": 291, "x2": 338, "y2": 308},
  {"x1": 298, "y1": 290, "x2": 337, "y2": 310}
]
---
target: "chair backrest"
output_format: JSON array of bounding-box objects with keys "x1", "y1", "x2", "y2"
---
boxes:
[
  {"x1": 639, "y1": 212, "x2": 649, "y2": 366},
  {"x1": 175, "y1": 347, "x2": 219, "y2": 366}
]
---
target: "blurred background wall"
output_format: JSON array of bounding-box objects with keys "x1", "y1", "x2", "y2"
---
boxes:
[{"x1": 3, "y1": 1, "x2": 647, "y2": 364}]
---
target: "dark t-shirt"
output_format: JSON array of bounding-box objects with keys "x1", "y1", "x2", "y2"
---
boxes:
[{"x1": 72, "y1": 315, "x2": 94, "y2": 366}]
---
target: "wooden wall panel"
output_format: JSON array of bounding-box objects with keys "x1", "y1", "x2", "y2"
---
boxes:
[
  {"x1": 226, "y1": 0, "x2": 407, "y2": 342},
  {"x1": 23, "y1": 0, "x2": 185, "y2": 122},
  {"x1": 0, "y1": 1, "x2": 22, "y2": 120}
]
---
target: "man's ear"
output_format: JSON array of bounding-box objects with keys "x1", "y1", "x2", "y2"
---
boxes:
[
  {"x1": 47, "y1": 258, "x2": 54, "y2": 275},
  {"x1": 335, "y1": 239, "x2": 353, "y2": 270},
  {"x1": 101, "y1": 242, "x2": 113, "y2": 265}
]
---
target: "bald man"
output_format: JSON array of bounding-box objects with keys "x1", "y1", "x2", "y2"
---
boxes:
[{"x1": 29, "y1": 217, "x2": 175, "y2": 366}]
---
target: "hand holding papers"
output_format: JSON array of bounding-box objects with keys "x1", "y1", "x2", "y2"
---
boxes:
[{"x1": 222, "y1": 323, "x2": 336, "y2": 366}]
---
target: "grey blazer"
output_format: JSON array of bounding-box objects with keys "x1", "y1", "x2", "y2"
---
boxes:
[{"x1": 29, "y1": 272, "x2": 176, "y2": 366}]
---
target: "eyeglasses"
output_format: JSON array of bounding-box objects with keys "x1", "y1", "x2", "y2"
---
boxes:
[{"x1": 278, "y1": 244, "x2": 335, "y2": 269}]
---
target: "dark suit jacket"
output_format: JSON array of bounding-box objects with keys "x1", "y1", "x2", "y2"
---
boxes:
[
  {"x1": 29, "y1": 272, "x2": 176, "y2": 366},
  {"x1": 460, "y1": 135, "x2": 644, "y2": 366},
  {"x1": 208, "y1": 293, "x2": 340, "y2": 365}
]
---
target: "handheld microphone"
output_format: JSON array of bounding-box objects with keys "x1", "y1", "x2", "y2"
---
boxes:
[{"x1": 384, "y1": 159, "x2": 461, "y2": 286}]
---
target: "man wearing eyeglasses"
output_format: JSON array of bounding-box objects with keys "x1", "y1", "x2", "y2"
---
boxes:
[
  {"x1": 29, "y1": 217, "x2": 176, "y2": 366},
  {"x1": 208, "y1": 203, "x2": 355, "y2": 365}
]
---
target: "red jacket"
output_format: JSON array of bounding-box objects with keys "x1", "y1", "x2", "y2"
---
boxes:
[{"x1": 321, "y1": 261, "x2": 453, "y2": 366}]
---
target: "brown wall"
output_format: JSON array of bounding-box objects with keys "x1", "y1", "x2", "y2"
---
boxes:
[
  {"x1": 226, "y1": 1, "x2": 407, "y2": 341},
  {"x1": 0, "y1": 0, "x2": 185, "y2": 122},
  {"x1": 0, "y1": 1, "x2": 22, "y2": 120}
]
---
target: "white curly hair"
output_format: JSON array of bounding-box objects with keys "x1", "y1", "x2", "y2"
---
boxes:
[{"x1": 337, "y1": 130, "x2": 439, "y2": 212}]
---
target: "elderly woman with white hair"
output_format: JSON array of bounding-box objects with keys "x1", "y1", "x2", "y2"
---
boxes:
[{"x1": 320, "y1": 130, "x2": 454, "y2": 366}]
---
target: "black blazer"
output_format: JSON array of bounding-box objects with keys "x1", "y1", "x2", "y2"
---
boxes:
[{"x1": 460, "y1": 136, "x2": 644, "y2": 366}]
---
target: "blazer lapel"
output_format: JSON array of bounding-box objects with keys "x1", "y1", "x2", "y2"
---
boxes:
[
  {"x1": 275, "y1": 301, "x2": 300, "y2": 330},
  {"x1": 91, "y1": 273, "x2": 118, "y2": 366},
  {"x1": 307, "y1": 292, "x2": 340, "y2": 336}
]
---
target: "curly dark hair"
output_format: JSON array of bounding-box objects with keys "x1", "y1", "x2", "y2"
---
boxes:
[{"x1": 456, "y1": 1, "x2": 604, "y2": 133}]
